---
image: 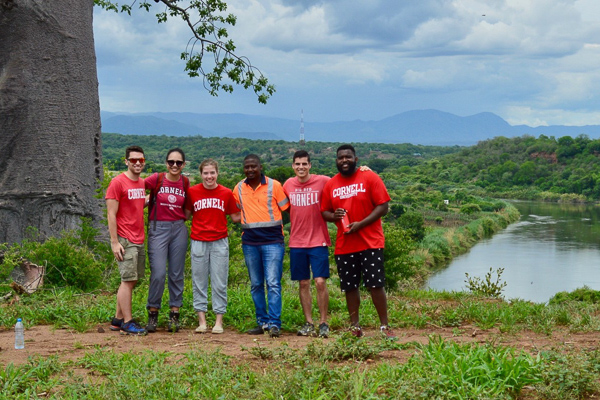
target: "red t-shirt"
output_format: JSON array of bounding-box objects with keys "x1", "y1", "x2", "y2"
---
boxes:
[
  {"x1": 105, "y1": 173, "x2": 146, "y2": 244},
  {"x1": 283, "y1": 174, "x2": 331, "y2": 248},
  {"x1": 321, "y1": 170, "x2": 390, "y2": 255},
  {"x1": 145, "y1": 173, "x2": 187, "y2": 221},
  {"x1": 185, "y1": 184, "x2": 238, "y2": 241}
]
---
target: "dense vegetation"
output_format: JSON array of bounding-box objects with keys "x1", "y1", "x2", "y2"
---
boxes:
[
  {"x1": 102, "y1": 132, "x2": 460, "y2": 185},
  {"x1": 407, "y1": 134, "x2": 600, "y2": 201}
]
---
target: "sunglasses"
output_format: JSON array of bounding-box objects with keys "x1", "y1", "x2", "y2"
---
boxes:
[
  {"x1": 167, "y1": 160, "x2": 184, "y2": 167},
  {"x1": 128, "y1": 158, "x2": 145, "y2": 164}
]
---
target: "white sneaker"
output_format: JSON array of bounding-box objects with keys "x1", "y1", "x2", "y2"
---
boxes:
[{"x1": 195, "y1": 324, "x2": 207, "y2": 333}]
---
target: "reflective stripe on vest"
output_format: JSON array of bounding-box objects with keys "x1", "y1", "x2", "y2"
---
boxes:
[{"x1": 237, "y1": 177, "x2": 280, "y2": 228}]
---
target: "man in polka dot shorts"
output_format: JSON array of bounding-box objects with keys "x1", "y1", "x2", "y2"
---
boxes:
[{"x1": 321, "y1": 144, "x2": 396, "y2": 340}]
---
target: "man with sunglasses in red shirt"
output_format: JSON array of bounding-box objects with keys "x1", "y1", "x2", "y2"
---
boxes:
[{"x1": 105, "y1": 146, "x2": 148, "y2": 336}]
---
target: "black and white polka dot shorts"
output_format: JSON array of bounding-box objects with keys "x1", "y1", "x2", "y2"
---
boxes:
[{"x1": 335, "y1": 248, "x2": 385, "y2": 292}]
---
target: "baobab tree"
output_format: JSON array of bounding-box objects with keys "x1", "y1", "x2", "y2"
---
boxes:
[{"x1": 0, "y1": 0, "x2": 273, "y2": 243}]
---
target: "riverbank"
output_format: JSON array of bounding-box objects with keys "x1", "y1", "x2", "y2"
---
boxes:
[{"x1": 410, "y1": 201, "x2": 521, "y2": 286}]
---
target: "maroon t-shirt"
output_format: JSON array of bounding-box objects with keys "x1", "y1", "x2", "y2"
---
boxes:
[{"x1": 146, "y1": 173, "x2": 187, "y2": 221}]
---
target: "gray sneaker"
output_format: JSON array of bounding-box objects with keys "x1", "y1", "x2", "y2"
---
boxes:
[
  {"x1": 318, "y1": 322, "x2": 330, "y2": 338},
  {"x1": 297, "y1": 322, "x2": 316, "y2": 337}
]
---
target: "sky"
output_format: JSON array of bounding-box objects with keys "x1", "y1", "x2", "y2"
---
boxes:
[{"x1": 94, "y1": 0, "x2": 600, "y2": 127}]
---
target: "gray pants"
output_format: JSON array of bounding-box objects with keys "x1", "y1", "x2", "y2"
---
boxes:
[
  {"x1": 147, "y1": 220, "x2": 188, "y2": 309},
  {"x1": 191, "y1": 238, "x2": 229, "y2": 314}
]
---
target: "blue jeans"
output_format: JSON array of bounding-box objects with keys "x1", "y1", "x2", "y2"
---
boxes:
[{"x1": 242, "y1": 243, "x2": 285, "y2": 328}]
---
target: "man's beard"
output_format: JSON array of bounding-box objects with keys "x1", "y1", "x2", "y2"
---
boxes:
[{"x1": 337, "y1": 161, "x2": 357, "y2": 176}]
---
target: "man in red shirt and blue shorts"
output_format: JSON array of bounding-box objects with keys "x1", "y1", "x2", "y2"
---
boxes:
[
  {"x1": 284, "y1": 150, "x2": 331, "y2": 338},
  {"x1": 321, "y1": 144, "x2": 396, "y2": 340}
]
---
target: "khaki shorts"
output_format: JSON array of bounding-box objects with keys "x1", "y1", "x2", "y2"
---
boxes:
[{"x1": 117, "y1": 236, "x2": 146, "y2": 282}]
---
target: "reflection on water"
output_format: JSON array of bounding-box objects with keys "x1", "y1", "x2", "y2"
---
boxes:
[{"x1": 426, "y1": 201, "x2": 600, "y2": 303}]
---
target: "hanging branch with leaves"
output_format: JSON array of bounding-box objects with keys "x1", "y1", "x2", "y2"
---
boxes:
[{"x1": 95, "y1": 0, "x2": 275, "y2": 103}]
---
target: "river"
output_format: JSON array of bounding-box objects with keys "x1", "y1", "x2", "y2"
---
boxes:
[{"x1": 426, "y1": 201, "x2": 600, "y2": 303}]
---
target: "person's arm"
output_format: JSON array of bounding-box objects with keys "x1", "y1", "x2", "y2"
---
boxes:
[
  {"x1": 346, "y1": 202, "x2": 389, "y2": 234},
  {"x1": 106, "y1": 199, "x2": 125, "y2": 261},
  {"x1": 184, "y1": 208, "x2": 192, "y2": 220},
  {"x1": 321, "y1": 208, "x2": 346, "y2": 222},
  {"x1": 229, "y1": 212, "x2": 241, "y2": 223}
]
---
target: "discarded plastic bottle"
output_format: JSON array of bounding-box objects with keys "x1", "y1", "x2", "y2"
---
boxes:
[{"x1": 15, "y1": 318, "x2": 24, "y2": 349}]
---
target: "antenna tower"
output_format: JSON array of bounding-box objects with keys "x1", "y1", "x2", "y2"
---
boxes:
[{"x1": 299, "y1": 109, "x2": 305, "y2": 146}]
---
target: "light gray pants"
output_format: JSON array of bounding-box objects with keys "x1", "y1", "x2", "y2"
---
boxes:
[
  {"x1": 191, "y1": 238, "x2": 229, "y2": 314},
  {"x1": 147, "y1": 219, "x2": 188, "y2": 309}
]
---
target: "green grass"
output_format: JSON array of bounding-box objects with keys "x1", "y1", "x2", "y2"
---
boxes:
[
  {"x1": 4, "y1": 214, "x2": 600, "y2": 398},
  {"x1": 3, "y1": 336, "x2": 600, "y2": 399}
]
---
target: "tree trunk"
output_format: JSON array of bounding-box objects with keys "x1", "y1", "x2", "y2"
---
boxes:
[{"x1": 0, "y1": 0, "x2": 103, "y2": 243}]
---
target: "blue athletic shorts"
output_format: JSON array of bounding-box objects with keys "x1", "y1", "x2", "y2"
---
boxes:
[{"x1": 289, "y1": 247, "x2": 330, "y2": 281}]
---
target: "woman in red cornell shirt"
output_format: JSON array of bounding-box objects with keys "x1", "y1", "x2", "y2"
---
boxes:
[
  {"x1": 185, "y1": 159, "x2": 240, "y2": 334},
  {"x1": 145, "y1": 148, "x2": 189, "y2": 333}
]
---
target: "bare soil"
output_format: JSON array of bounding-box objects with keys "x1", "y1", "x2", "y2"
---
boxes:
[{"x1": 1, "y1": 323, "x2": 597, "y2": 367}]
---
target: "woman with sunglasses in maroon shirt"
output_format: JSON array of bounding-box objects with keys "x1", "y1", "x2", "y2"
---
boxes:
[{"x1": 144, "y1": 148, "x2": 190, "y2": 333}]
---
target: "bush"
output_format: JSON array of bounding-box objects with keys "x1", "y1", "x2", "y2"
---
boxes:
[
  {"x1": 464, "y1": 267, "x2": 507, "y2": 298},
  {"x1": 388, "y1": 203, "x2": 407, "y2": 219},
  {"x1": 459, "y1": 203, "x2": 482, "y2": 215},
  {"x1": 549, "y1": 286, "x2": 600, "y2": 305},
  {"x1": 0, "y1": 219, "x2": 109, "y2": 291},
  {"x1": 397, "y1": 211, "x2": 425, "y2": 242},
  {"x1": 383, "y1": 223, "x2": 418, "y2": 290}
]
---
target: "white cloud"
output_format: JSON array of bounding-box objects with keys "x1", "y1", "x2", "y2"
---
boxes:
[
  {"x1": 505, "y1": 106, "x2": 600, "y2": 126},
  {"x1": 92, "y1": 0, "x2": 600, "y2": 125}
]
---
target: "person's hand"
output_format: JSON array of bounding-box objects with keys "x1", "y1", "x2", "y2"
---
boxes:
[
  {"x1": 345, "y1": 221, "x2": 362, "y2": 234},
  {"x1": 333, "y1": 208, "x2": 346, "y2": 221},
  {"x1": 111, "y1": 241, "x2": 125, "y2": 262}
]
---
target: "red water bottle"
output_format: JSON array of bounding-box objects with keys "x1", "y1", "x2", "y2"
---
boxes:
[{"x1": 341, "y1": 210, "x2": 351, "y2": 233}]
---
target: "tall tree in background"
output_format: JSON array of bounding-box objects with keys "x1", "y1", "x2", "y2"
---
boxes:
[{"x1": 0, "y1": 0, "x2": 273, "y2": 244}]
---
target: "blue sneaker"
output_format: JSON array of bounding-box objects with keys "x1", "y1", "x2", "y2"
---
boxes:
[{"x1": 120, "y1": 320, "x2": 148, "y2": 336}]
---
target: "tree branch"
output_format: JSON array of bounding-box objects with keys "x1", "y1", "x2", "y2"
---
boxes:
[{"x1": 95, "y1": 0, "x2": 275, "y2": 103}]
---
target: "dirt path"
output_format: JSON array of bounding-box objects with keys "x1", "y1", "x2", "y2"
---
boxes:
[{"x1": 1, "y1": 323, "x2": 597, "y2": 367}]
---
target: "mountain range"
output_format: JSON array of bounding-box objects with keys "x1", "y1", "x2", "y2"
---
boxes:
[{"x1": 100, "y1": 110, "x2": 600, "y2": 146}]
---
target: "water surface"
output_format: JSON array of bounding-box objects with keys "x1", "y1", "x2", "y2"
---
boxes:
[{"x1": 426, "y1": 201, "x2": 600, "y2": 303}]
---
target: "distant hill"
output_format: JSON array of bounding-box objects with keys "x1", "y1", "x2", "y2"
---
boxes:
[
  {"x1": 226, "y1": 132, "x2": 285, "y2": 141},
  {"x1": 100, "y1": 110, "x2": 600, "y2": 146}
]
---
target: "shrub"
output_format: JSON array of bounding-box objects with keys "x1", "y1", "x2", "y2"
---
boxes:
[
  {"x1": 459, "y1": 203, "x2": 481, "y2": 215},
  {"x1": 383, "y1": 223, "x2": 418, "y2": 290},
  {"x1": 397, "y1": 211, "x2": 425, "y2": 241},
  {"x1": 549, "y1": 286, "x2": 600, "y2": 305},
  {"x1": 0, "y1": 219, "x2": 109, "y2": 291},
  {"x1": 388, "y1": 203, "x2": 407, "y2": 219},
  {"x1": 464, "y1": 267, "x2": 507, "y2": 298}
]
